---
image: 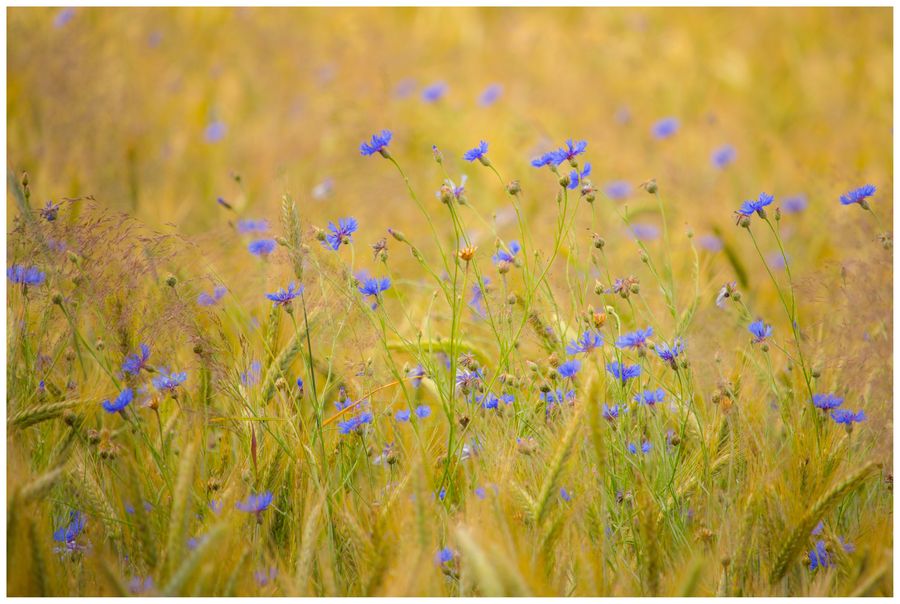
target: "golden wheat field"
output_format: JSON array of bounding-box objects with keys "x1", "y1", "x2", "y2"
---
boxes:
[{"x1": 5, "y1": 6, "x2": 894, "y2": 597}]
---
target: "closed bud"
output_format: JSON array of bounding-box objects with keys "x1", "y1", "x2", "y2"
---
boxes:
[
  {"x1": 639, "y1": 251, "x2": 649, "y2": 263},
  {"x1": 432, "y1": 145, "x2": 443, "y2": 164},
  {"x1": 275, "y1": 236, "x2": 289, "y2": 246},
  {"x1": 811, "y1": 367, "x2": 822, "y2": 379},
  {"x1": 740, "y1": 217, "x2": 751, "y2": 228},
  {"x1": 506, "y1": 180, "x2": 521, "y2": 195},
  {"x1": 506, "y1": 293, "x2": 517, "y2": 305},
  {"x1": 166, "y1": 275, "x2": 177, "y2": 288},
  {"x1": 592, "y1": 233, "x2": 606, "y2": 249},
  {"x1": 314, "y1": 227, "x2": 326, "y2": 242},
  {"x1": 388, "y1": 228, "x2": 406, "y2": 242},
  {"x1": 21, "y1": 172, "x2": 29, "y2": 187},
  {"x1": 95, "y1": 338, "x2": 105, "y2": 351},
  {"x1": 774, "y1": 207, "x2": 782, "y2": 222},
  {"x1": 558, "y1": 173, "x2": 571, "y2": 188},
  {"x1": 644, "y1": 179, "x2": 658, "y2": 194},
  {"x1": 193, "y1": 343, "x2": 203, "y2": 355},
  {"x1": 732, "y1": 291, "x2": 742, "y2": 301},
  {"x1": 52, "y1": 293, "x2": 63, "y2": 305}
]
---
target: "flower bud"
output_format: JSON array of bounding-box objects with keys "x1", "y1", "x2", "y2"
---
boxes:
[
  {"x1": 558, "y1": 173, "x2": 571, "y2": 188},
  {"x1": 592, "y1": 234, "x2": 606, "y2": 249},
  {"x1": 506, "y1": 180, "x2": 521, "y2": 195},
  {"x1": 166, "y1": 275, "x2": 178, "y2": 288},
  {"x1": 388, "y1": 228, "x2": 406, "y2": 242}
]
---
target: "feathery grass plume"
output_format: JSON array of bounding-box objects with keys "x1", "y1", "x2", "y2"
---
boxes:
[
  {"x1": 259, "y1": 324, "x2": 310, "y2": 403},
  {"x1": 163, "y1": 437, "x2": 200, "y2": 581},
  {"x1": 18, "y1": 466, "x2": 66, "y2": 503},
  {"x1": 769, "y1": 460, "x2": 881, "y2": 584},
  {"x1": 295, "y1": 496, "x2": 324, "y2": 595},
  {"x1": 280, "y1": 193, "x2": 305, "y2": 281},
  {"x1": 9, "y1": 399, "x2": 85, "y2": 429},
  {"x1": 532, "y1": 403, "x2": 586, "y2": 525}
]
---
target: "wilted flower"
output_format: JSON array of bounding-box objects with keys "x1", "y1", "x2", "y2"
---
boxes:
[
  {"x1": 715, "y1": 282, "x2": 738, "y2": 308},
  {"x1": 40, "y1": 200, "x2": 63, "y2": 221}
]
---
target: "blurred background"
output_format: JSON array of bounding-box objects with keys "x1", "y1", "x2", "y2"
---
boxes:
[{"x1": 7, "y1": 7, "x2": 892, "y2": 233}]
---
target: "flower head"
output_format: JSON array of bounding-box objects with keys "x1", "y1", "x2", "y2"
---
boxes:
[
  {"x1": 606, "y1": 361, "x2": 641, "y2": 383},
  {"x1": 7, "y1": 265, "x2": 46, "y2": 286},
  {"x1": 266, "y1": 283, "x2": 303, "y2": 307},
  {"x1": 323, "y1": 217, "x2": 358, "y2": 250},
  {"x1": 248, "y1": 239, "x2": 276, "y2": 257},
  {"x1": 463, "y1": 140, "x2": 489, "y2": 163},
  {"x1": 711, "y1": 145, "x2": 736, "y2": 169},
  {"x1": 736, "y1": 192, "x2": 774, "y2": 218},
  {"x1": 830, "y1": 409, "x2": 866, "y2": 426},
  {"x1": 813, "y1": 393, "x2": 843, "y2": 411},
  {"x1": 568, "y1": 163, "x2": 592, "y2": 190},
  {"x1": 152, "y1": 368, "x2": 187, "y2": 394},
  {"x1": 748, "y1": 320, "x2": 773, "y2": 343},
  {"x1": 395, "y1": 409, "x2": 411, "y2": 422},
  {"x1": 560, "y1": 487, "x2": 572, "y2": 502},
  {"x1": 415, "y1": 405, "x2": 431, "y2": 419},
  {"x1": 122, "y1": 343, "x2": 151, "y2": 375},
  {"x1": 436, "y1": 547, "x2": 456, "y2": 565},
  {"x1": 530, "y1": 152, "x2": 556, "y2": 168},
  {"x1": 236, "y1": 492, "x2": 273, "y2": 513},
  {"x1": 551, "y1": 139, "x2": 588, "y2": 166},
  {"x1": 652, "y1": 118, "x2": 679, "y2": 139},
  {"x1": 655, "y1": 338, "x2": 685, "y2": 367},
  {"x1": 53, "y1": 510, "x2": 87, "y2": 550},
  {"x1": 628, "y1": 441, "x2": 652, "y2": 454},
  {"x1": 783, "y1": 195, "x2": 808, "y2": 214},
  {"x1": 422, "y1": 81, "x2": 447, "y2": 102},
  {"x1": 605, "y1": 181, "x2": 632, "y2": 200},
  {"x1": 616, "y1": 327, "x2": 653, "y2": 350},
  {"x1": 236, "y1": 219, "x2": 269, "y2": 234},
  {"x1": 635, "y1": 388, "x2": 665, "y2": 407},
  {"x1": 808, "y1": 540, "x2": 831, "y2": 571},
  {"x1": 478, "y1": 84, "x2": 503, "y2": 107},
  {"x1": 198, "y1": 286, "x2": 227, "y2": 307},
  {"x1": 602, "y1": 404, "x2": 621, "y2": 421},
  {"x1": 102, "y1": 388, "x2": 134, "y2": 413},
  {"x1": 204, "y1": 120, "x2": 226, "y2": 143},
  {"x1": 337, "y1": 412, "x2": 373, "y2": 435},
  {"x1": 567, "y1": 330, "x2": 604, "y2": 355},
  {"x1": 492, "y1": 241, "x2": 521, "y2": 265},
  {"x1": 360, "y1": 130, "x2": 393, "y2": 157},
  {"x1": 557, "y1": 359, "x2": 582, "y2": 379},
  {"x1": 41, "y1": 200, "x2": 63, "y2": 222},
  {"x1": 840, "y1": 184, "x2": 876, "y2": 206},
  {"x1": 358, "y1": 277, "x2": 391, "y2": 299}
]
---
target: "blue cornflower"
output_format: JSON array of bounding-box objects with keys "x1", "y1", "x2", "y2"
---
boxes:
[
  {"x1": 813, "y1": 393, "x2": 843, "y2": 411},
  {"x1": 492, "y1": 241, "x2": 521, "y2": 265},
  {"x1": 607, "y1": 361, "x2": 641, "y2": 383},
  {"x1": 236, "y1": 219, "x2": 269, "y2": 234},
  {"x1": 240, "y1": 360, "x2": 261, "y2": 386},
  {"x1": 7, "y1": 265, "x2": 46, "y2": 286},
  {"x1": 602, "y1": 404, "x2": 621, "y2": 421},
  {"x1": 531, "y1": 152, "x2": 556, "y2": 168},
  {"x1": 811, "y1": 521, "x2": 824, "y2": 535},
  {"x1": 102, "y1": 388, "x2": 134, "y2": 413},
  {"x1": 475, "y1": 393, "x2": 513, "y2": 410},
  {"x1": 470, "y1": 279, "x2": 490, "y2": 317},
  {"x1": 839, "y1": 537, "x2": 855, "y2": 553},
  {"x1": 711, "y1": 145, "x2": 736, "y2": 169},
  {"x1": 360, "y1": 130, "x2": 393, "y2": 157},
  {"x1": 198, "y1": 286, "x2": 227, "y2": 307},
  {"x1": 605, "y1": 181, "x2": 632, "y2": 201},
  {"x1": 152, "y1": 368, "x2": 187, "y2": 394},
  {"x1": 630, "y1": 223, "x2": 660, "y2": 241},
  {"x1": 635, "y1": 388, "x2": 665, "y2": 407},
  {"x1": 436, "y1": 547, "x2": 455, "y2": 565},
  {"x1": 415, "y1": 405, "x2": 431, "y2": 419},
  {"x1": 567, "y1": 330, "x2": 604, "y2": 355},
  {"x1": 323, "y1": 217, "x2": 358, "y2": 250},
  {"x1": 557, "y1": 359, "x2": 582, "y2": 379},
  {"x1": 628, "y1": 441, "x2": 652, "y2": 455},
  {"x1": 358, "y1": 277, "x2": 391, "y2": 301},
  {"x1": 53, "y1": 510, "x2": 87, "y2": 550},
  {"x1": 478, "y1": 84, "x2": 503, "y2": 107},
  {"x1": 551, "y1": 139, "x2": 588, "y2": 166},
  {"x1": 616, "y1": 327, "x2": 653, "y2": 350},
  {"x1": 560, "y1": 487, "x2": 572, "y2": 502},
  {"x1": 337, "y1": 412, "x2": 373, "y2": 435},
  {"x1": 395, "y1": 409, "x2": 411, "y2": 422},
  {"x1": 422, "y1": 81, "x2": 448, "y2": 102},
  {"x1": 652, "y1": 117, "x2": 679, "y2": 139},
  {"x1": 122, "y1": 343, "x2": 151, "y2": 375},
  {"x1": 266, "y1": 282, "x2": 303, "y2": 307},
  {"x1": 474, "y1": 486, "x2": 487, "y2": 499},
  {"x1": 541, "y1": 389, "x2": 576, "y2": 411},
  {"x1": 248, "y1": 239, "x2": 276, "y2": 257},
  {"x1": 407, "y1": 365, "x2": 426, "y2": 388},
  {"x1": 296, "y1": 378, "x2": 304, "y2": 395},
  {"x1": 438, "y1": 487, "x2": 447, "y2": 501},
  {"x1": 808, "y1": 540, "x2": 831, "y2": 571},
  {"x1": 456, "y1": 368, "x2": 484, "y2": 393},
  {"x1": 567, "y1": 163, "x2": 592, "y2": 190},
  {"x1": 748, "y1": 320, "x2": 772, "y2": 344},
  {"x1": 40, "y1": 200, "x2": 63, "y2": 222},
  {"x1": 830, "y1": 409, "x2": 866, "y2": 426},
  {"x1": 463, "y1": 140, "x2": 489, "y2": 163},
  {"x1": 783, "y1": 195, "x2": 808, "y2": 214},
  {"x1": 204, "y1": 120, "x2": 227, "y2": 143},
  {"x1": 655, "y1": 338, "x2": 685, "y2": 367},
  {"x1": 236, "y1": 492, "x2": 273, "y2": 514},
  {"x1": 736, "y1": 192, "x2": 775, "y2": 218},
  {"x1": 839, "y1": 184, "x2": 876, "y2": 206}
]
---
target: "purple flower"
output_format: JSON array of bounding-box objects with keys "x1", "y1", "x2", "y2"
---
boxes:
[
  {"x1": 236, "y1": 492, "x2": 273, "y2": 513},
  {"x1": 337, "y1": 412, "x2": 373, "y2": 435},
  {"x1": 568, "y1": 163, "x2": 592, "y2": 189},
  {"x1": 53, "y1": 7, "x2": 76, "y2": 28},
  {"x1": 616, "y1": 327, "x2": 653, "y2": 350},
  {"x1": 830, "y1": 409, "x2": 866, "y2": 426},
  {"x1": 463, "y1": 140, "x2": 489, "y2": 163},
  {"x1": 436, "y1": 547, "x2": 455, "y2": 565},
  {"x1": 415, "y1": 405, "x2": 431, "y2": 419},
  {"x1": 634, "y1": 388, "x2": 665, "y2": 407},
  {"x1": 813, "y1": 393, "x2": 843, "y2": 411},
  {"x1": 198, "y1": 286, "x2": 227, "y2": 307},
  {"x1": 266, "y1": 283, "x2": 303, "y2": 307},
  {"x1": 605, "y1": 180, "x2": 632, "y2": 200},
  {"x1": 360, "y1": 130, "x2": 393, "y2": 157},
  {"x1": 566, "y1": 330, "x2": 604, "y2": 355},
  {"x1": 630, "y1": 223, "x2": 660, "y2": 241},
  {"x1": 783, "y1": 195, "x2": 808, "y2": 214},
  {"x1": 557, "y1": 359, "x2": 582, "y2": 379},
  {"x1": 358, "y1": 277, "x2": 390, "y2": 308},
  {"x1": 655, "y1": 339, "x2": 685, "y2": 366},
  {"x1": 236, "y1": 219, "x2": 270, "y2": 234},
  {"x1": 492, "y1": 241, "x2": 521, "y2": 265},
  {"x1": 736, "y1": 192, "x2": 774, "y2": 218},
  {"x1": 102, "y1": 388, "x2": 134, "y2": 413},
  {"x1": 839, "y1": 184, "x2": 876, "y2": 206},
  {"x1": 808, "y1": 540, "x2": 831, "y2": 571},
  {"x1": 323, "y1": 217, "x2": 358, "y2": 251},
  {"x1": 152, "y1": 368, "x2": 187, "y2": 394},
  {"x1": 652, "y1": 118, "x2": 679, "y2": 139},
  {"x1": 748, "y1": 320, "x2": 772, "y2": 344},
  {"x1": 551, "y1": 139, "x2": 588, "y2": 166},
  {"x1": 7, "y1": 265, "x2": 46, "y2": 286},
  {"x1": 698, "y1": 235, "x2": 723, "y2": 252},
  {"x1": 422, "y1": 82, "x2": 448, "y2": 103},
  {"x1": 122, "y1": 343, "x2": 151, "y2": 375},
  {"x1": 478, "y1": 84, "x2": 503, "y2": 107},
  {"x1": 560, "y1": 487, "x2": 572, "y2": 502},
  {"x1": 607, "y1": 361, "x2": 641, "y2": 383},
  {"x1": 52, "y1": 510, "x2": 87, "y2": 553},
  {"x1": 395, "y1": 409, "x2": 411, "y2": 422},
  {"x1": 248, "y1": 239, "x2": 276, "y2": 257},
  {"x1": 204, "y1": 120, "x2": 227, "y2": 143},
  {"x1": 602, "y1": 404, "x2": 621, "y2": 421},
  {"x1": 711, "y1": 145, "x2": 736, "y2": 169}
]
